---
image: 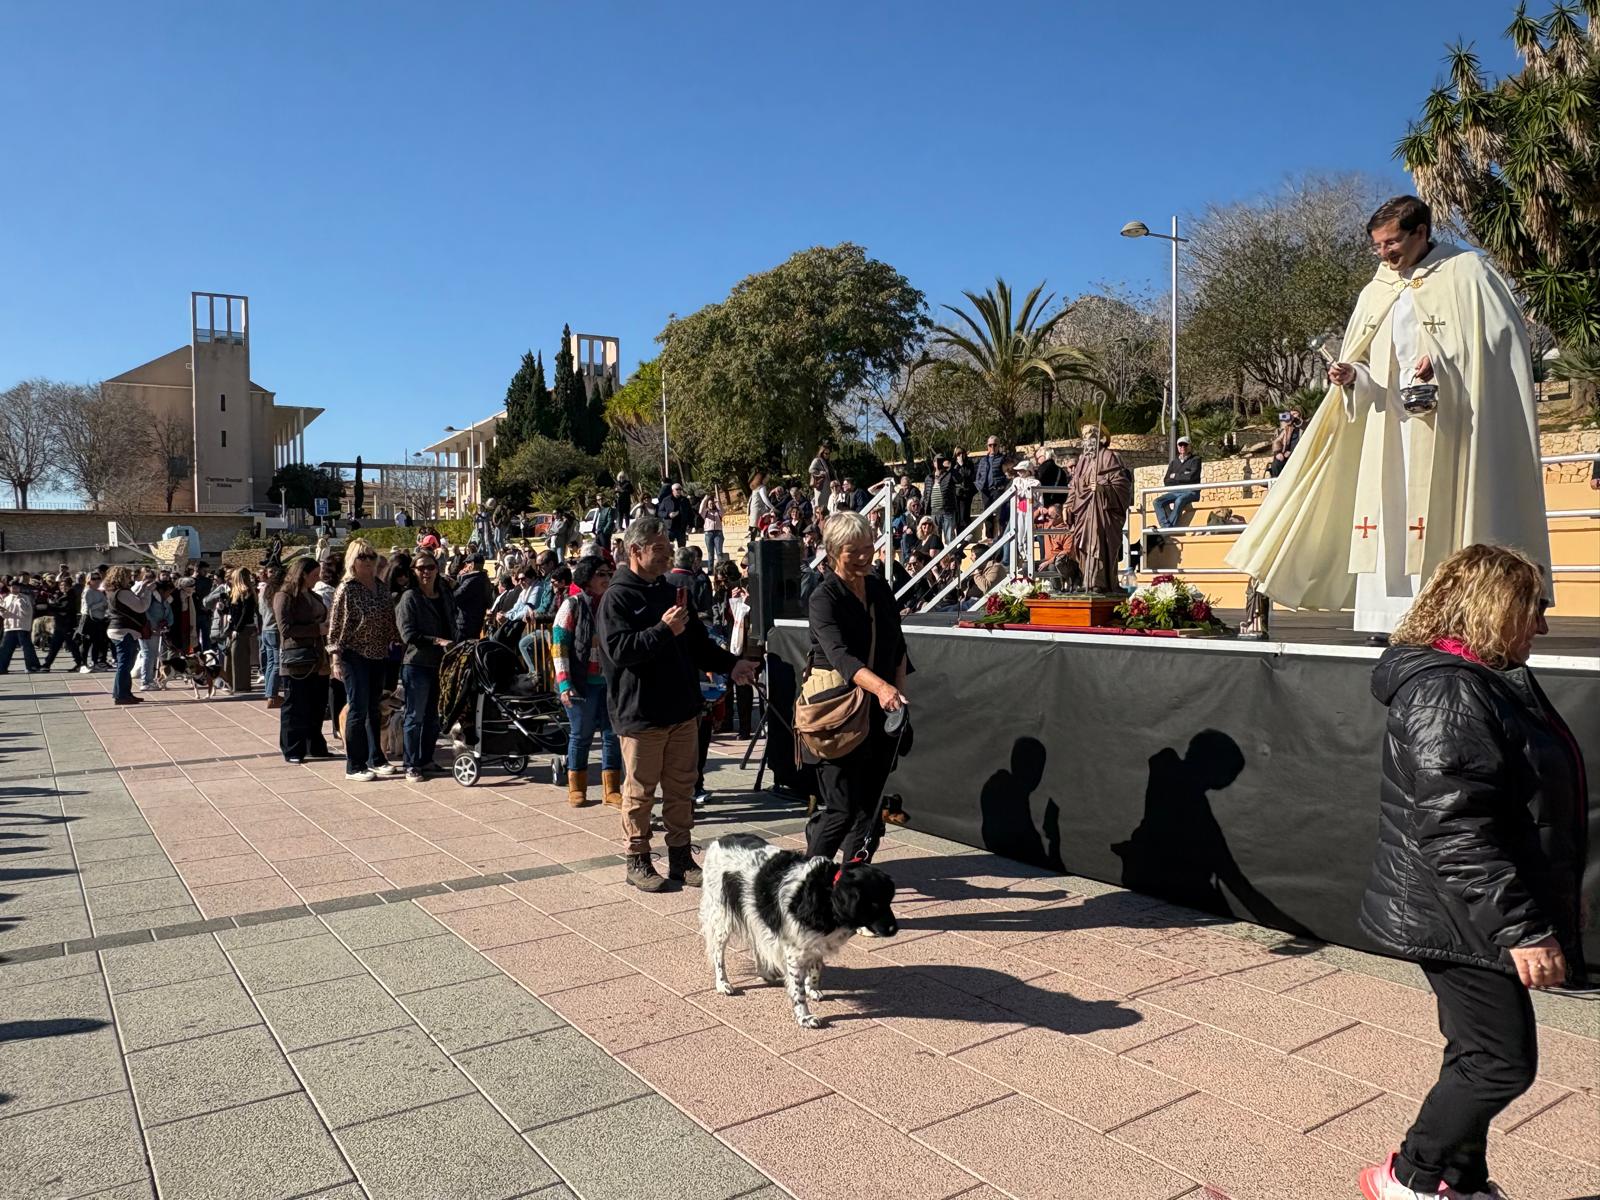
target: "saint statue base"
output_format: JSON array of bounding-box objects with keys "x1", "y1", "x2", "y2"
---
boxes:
[{"x1": 1023, "y1": 596, "x2": 1122, "y2": 627}]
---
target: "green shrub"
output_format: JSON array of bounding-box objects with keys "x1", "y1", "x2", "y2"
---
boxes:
[
  {"x1": 229, "y1": 530, "x2": 312, "y2": 551},
  {"x1": 355, "y1": 519, "x2": 473, "y2": 550}
]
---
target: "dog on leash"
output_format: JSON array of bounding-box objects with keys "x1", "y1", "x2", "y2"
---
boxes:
[
  {"x1": 162, "y1": 648, "x2": 224, "y2": 699},
  {"x1": 699, "y1": 833, "x2": 898, "y2": 1028}
]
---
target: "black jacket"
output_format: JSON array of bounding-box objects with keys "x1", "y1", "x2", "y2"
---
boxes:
[
  {"x1": 1164, "y1": 454, "x2": 1202, "y2": 487},
  {"x1": 452, "y1": 569, "x2": 492, "y2": 639},
  {"x1": 395, "y1": 585, "x2": 458, "y2": 670},
  {"x1": 807, "y1": 572, "x2": 909, "y2": 684},
  {"x1": 1360, "y1": 645, "x2": 1587, "y2": 977},
  {"x1": 599, "y1": 566, "x2": 736, "y2": 736}
]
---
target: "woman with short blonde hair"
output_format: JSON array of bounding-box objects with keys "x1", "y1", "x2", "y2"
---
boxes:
[
  {"x1": 1358, "y1": 544, "x2": 1582, "y2": 1199},
  {"x1": 328, "y1": 535, "x2": 399, "y2": 781}
]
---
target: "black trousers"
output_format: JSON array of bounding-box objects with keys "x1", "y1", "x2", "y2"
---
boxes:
[
  {"x1": 805, "y1": 727, "x2": 896, "y2": 864},
  {"x1": 1397, "y1": 960, "x2": 1537, "y2": 1193},
  {"x1": 279, "y1": 671, "x2": 330, "y2": 761},
  {"x1": 43, "y1": 620, "x2": 83, "y2": 669}
]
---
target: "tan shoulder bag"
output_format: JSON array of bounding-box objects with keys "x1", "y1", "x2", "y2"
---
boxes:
[{"x1": 793, "y1": 603, "x2": 876, "y2": 761}]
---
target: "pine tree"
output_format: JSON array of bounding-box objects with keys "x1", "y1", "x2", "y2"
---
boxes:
[
  {"x1": 529, "y1": 352, "x2": 558, "y2": 438},
  {"x1": 586, "y1": 371, "x2": 613, "y2": 455},
  {"x1": 501, "y1": 351, "x2": 538, "y2": 442},
  {"x1": 551, "y1": 324, "x2": 590, "y2": 449}
]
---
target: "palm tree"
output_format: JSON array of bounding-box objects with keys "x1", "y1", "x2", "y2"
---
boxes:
[
  {"x1": 929, "y1": 279, "x2": 1110, "y2": 445},
  {"x1": 1395, "y1": 2, "x2": 1599, "y2": 403}
]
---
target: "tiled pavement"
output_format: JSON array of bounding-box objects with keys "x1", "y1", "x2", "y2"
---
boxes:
[{"x1": 1, "y1": 670, "x2": 1596, "y2": 1200}]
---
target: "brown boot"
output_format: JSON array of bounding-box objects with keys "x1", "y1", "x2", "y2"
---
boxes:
[
  {"x1": 667, "y1": 844, "x2": 703, "y2": 888},
  {"x1": 601, "y1": 769, "x2": 624, "y2": 808},
  {"x1": 566, "y1": 768, "x2": 592, "y2": 807},
  {"x1": 625, "y1": 852, "x2": 669, "y2": 892}
]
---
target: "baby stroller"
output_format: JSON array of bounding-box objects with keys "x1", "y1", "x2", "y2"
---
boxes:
[{"x1": 438, "y1": 639, "x2": 568, "y2": 787}]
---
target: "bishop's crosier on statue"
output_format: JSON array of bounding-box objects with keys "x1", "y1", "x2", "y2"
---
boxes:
[{"x1": 1228, "y1": 195, "x2": 1552, "y2": 640}]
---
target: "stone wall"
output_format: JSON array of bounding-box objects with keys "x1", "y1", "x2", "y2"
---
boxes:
[{"x1": 0, "y1": 511, "x2": 252, "y2": 555}]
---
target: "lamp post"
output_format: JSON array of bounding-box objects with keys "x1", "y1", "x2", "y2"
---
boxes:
[
  {"x1": 1120, "y1": 216, "x2": 1188, "y2": 459},
  {"x1": 660, "y1": 313, "x2": 675, "y2": 480}
]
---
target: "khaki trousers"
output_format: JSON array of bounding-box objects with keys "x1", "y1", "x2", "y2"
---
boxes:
[{"x1": 619, "y1": 719, "x2": 699, "y2": 854}]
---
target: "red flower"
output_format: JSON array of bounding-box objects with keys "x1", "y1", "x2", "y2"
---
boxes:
[
  {"x1": 1128, "y1": 597, "x2": 1150, "y2": 616},
  {"x1": 1192, "y1": 600, "x2": 1211, "y2": 621},
  {"x1": 1152, "y1": 573, "x2": 1176, "y2": 585},
  {"x1": 985, "y1": 595, "x2": 1002, "y2": 615}
]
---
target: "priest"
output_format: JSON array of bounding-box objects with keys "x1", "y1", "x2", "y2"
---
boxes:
[{"x1": 1228, "y1": 195, "x2": 1551, "y2": 640}]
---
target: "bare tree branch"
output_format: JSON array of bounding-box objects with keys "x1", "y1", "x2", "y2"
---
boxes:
[{"x1": 0, "y1": 378, "x2": 63, "y2": 508}]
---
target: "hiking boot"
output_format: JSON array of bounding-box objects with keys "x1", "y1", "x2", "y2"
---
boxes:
[
  {"x1": 566, "y1": 767, "x2": 592, "y2": 807},
  {"x1": 626, "y1": 853, "x2": 669, "y2": 893},
  {"x1": 667, "y1": 845, "x2": 703, "y2": 887},
  {"x1": 601, "y1": 769, "x2": 624, "y2": 808}
]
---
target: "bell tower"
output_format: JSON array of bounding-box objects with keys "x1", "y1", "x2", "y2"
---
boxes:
[{"x1": 190, "y1": 293, "x2": 253, "y2": 511}]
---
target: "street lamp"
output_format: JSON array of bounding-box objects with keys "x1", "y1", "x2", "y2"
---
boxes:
[
  {"x1": 660, "y1": 313, "x2": 676, "y2": 480},
  {"x1": 1120, "y1": 216, "x2": 1188, "y2": 459}
]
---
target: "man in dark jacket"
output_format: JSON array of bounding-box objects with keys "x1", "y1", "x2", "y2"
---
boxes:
[
  {"x1": 451, "y1": 554, "x2": 493, "y2": 639},
  {"x1": 1154, "y1": 437, "x2": 1203, "y2": 528},
  {"x1": 657, "y1": 483, "x2": 692, "y2": 548},
  {"x1": 600, "y1": 518, "x2": 755, "y2": 891},
  {"x1": 973, "y1": 436, "x2": 1009, "y2": 536}
]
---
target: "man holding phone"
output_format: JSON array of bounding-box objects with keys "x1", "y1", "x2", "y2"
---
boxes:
[{"x1": 600, "y1": 518, "x2": 757, "y2": 892}]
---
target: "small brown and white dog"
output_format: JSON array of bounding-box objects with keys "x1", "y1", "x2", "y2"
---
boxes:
[
  {"x1": 162, "y1": 648, "x2": 224, "y2": 699},
  {"x1": 699, "y1": 834, "x2": 898, "y2": 1028}
]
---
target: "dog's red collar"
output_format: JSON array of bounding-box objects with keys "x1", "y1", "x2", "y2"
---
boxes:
[{"x1": 832, "y1": 856, "x2": 866, "y2": 886}]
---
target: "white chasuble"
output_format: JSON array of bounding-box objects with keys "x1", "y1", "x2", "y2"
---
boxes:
[{"x1": 1227, "y1": 244, "x2": 1552, "y2": 615}]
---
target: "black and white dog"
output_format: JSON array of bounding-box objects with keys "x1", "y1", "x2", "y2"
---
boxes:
[{"x1": 699, "y1": 833, "x2": 898, "y2": 1028}]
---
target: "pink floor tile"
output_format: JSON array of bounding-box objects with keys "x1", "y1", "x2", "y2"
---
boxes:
[
  {"x1": 1293, "y1": 1022, "x2": 1442, "y2": 1099},
  {"x1": 250, "y1": 833, "x2": 343, "y2": 862},
  {"x1": 1279, "y1": 970, "x2": 1446, "y2": 1045},
  {"x1": 416, "y1": 885, "x2": 513, "y2": 914},
  {"x1": 594, "y1": 878, "x2": 702, "y2": 916},
  {"x1": 427, "y1": 833, "x2": 530, "y2": 866},
  {"x1": 620, "y1": 1025, "x2": 833, "y2": 1131},
  {"x1": 555, "y1": 899, "x2": 694, "y2": 952},
  {"x1": 1143, "y1": 974, "x2": 1355, "y2": 1053},
  {"x1": 433, "y1": 899, "x2": 567, "y2": 949},
  {"x1": 310, "y1": 816, "x2": 407, "y2": 841},
  {"x1": 1529, "y1": 1025, "x2": 1600, "y2": 1094},
  {"x1": 503, "y1": 870, "x2": 614, "y2": 915},
  {"x1": 275, "y1": 851, "x2": 376, "y2": 888},
  {"x1": 832, "y1": 969, "x2": 1026, "y2": 1055},
  {"x1": 1506, "y1": 1088, "x2": 1599, "y2": 1163},
  {"x1": 488, "y1": 812, "x2": 584, "y2": 843},
  {"x1": 721, "y1": 1094, "x2": 980, "y2": 1200},
  {"x1": 1226, "y1": 955, "x2": 1342, "y2": 994},
  {"x1": 686, "y1": 985, "x2": 858, "y2": 1057},
  {"x1": 543, "y1": 972, "x2": 718, "y2": 1053},
  {"x1": 789, "y1": 1024, "x2": 1013, "y2": 1133},
  {"x1": 957, "y1": 1024, "x2": 1194, "y2": 1133},
  {"x1": 878, "y1": 932, "x2": 1054, "y2": 997},
  {"x1": 1483, "y1": 1128, "x2": 1600, "y2": 1198},
  {"x1": 472, "y1": 851, "x2": 560, "y2": 876},
  {"x1": 163, "y1": 833, "x2": 256, "y2": 862},
  {"x1": 485, "y1": 933, "x2": 636, "y2": 996},
  {"x1": 189, "y1": 875, "x2": 303, "y2": 917},
  {"x1": 296, "y1": 876, "x2": 389, "y2": 903},
  {"x1": 340, "y1": 832, "x2": 437, "y2": 863},
  {"x1": 377, "y1": 852, "x2": 475, "y2": 886},
  {"x1": 984, "y1": 972, "x2": 1192, "y2": 1054},
  {"x1": 1123, "y1": 1023, "x2": 1377, "y2": 1131},
  {"x1": 1009, "y1": 929, "x2": 1205, "y2": 997},
  {"x1": 174, "y1": 853, "x2": 281, "y2": 889},
  {"x1": 1117, "y1": 1091, "x2": 1364, "y2": 1200},
  {"x1": 919, "y1": 1093, "x2": 1195, "y2": 1200},
  {"x1": 520, "y1": 830, "x2": 617, "y2": 863},
  {"x1": 614, "y1": 934, "x2": 757, "y2": 998}
]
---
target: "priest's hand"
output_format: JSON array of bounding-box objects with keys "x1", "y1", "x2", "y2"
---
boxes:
[
  {"x1": 1413, "y1": 354, "x2": 1434, "y2": 382},
  {"x1": 1328, "y1": 362, "x2": 1356, "y2": 387}
]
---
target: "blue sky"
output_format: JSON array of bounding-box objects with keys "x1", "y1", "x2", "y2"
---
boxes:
[{"x1": 1, "y1": 0, "x2": 1524, "y2": 475}]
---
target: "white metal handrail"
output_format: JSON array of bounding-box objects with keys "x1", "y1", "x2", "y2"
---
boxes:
[{"x1": 893, "y1": 485, "x2": 1018, "y2": 605}]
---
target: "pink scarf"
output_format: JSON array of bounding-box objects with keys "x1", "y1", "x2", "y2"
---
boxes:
[{"x1": 1432, "y1": 637, "x2": 1486, "y2": 665}]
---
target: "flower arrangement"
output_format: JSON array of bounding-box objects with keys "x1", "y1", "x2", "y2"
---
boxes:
[
  {"x1": 1115, "y1": 574, "x2": 1227, "y2": 632},
  {"x1": 976, "y1": 575, "x2": 1048, "y2": 626}
]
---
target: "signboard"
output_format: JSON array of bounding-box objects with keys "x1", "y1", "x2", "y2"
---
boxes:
[{"x1": 314, "y1": 497, "x2": 329, "y2": 517}]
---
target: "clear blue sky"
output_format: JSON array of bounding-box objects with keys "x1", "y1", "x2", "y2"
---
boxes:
[{"x1": 1, "y1": 0, "x2": 1522, "y2": 474}]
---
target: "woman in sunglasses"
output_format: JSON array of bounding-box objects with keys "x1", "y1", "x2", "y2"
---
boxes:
[
  {"x1": 327, "y1": 538, "x2": 400, "y2": 782},
  {"x1": 395, "y1": 553, "x2": 457, "y2": 782}
]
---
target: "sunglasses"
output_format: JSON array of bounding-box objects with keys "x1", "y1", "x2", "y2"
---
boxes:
[
  {"x1": 356, "y1": 553, "x2": 378, "y2": 562},
  {"x1": 416, "y1": 563, "x2": 437, "y2": 572}
]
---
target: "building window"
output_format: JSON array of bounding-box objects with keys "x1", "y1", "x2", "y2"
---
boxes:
[
  {"x1": 221, "y1": 430, "x2": 227, "y2": 448},
  {"x1": 220, "y1": 393, "x2": 226, "y2": 412}
]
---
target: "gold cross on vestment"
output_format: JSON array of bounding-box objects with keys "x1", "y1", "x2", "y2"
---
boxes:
[{"x1": 1422, "y1": 315, "x2": 1445, "y2": 335}]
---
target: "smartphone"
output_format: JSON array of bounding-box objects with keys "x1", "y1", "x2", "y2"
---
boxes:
[{"x1": 675, "y1": 586, "x2": 688, "y2": 608}]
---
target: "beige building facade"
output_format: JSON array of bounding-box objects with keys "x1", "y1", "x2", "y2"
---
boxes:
[{"x1": 101, "y1": 293, "x2": 320, "y2": 513}]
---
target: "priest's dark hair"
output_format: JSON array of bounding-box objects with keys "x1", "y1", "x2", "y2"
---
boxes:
[{"x1": 1366, "y1": 195, "x2": 1432, "y2": 238}]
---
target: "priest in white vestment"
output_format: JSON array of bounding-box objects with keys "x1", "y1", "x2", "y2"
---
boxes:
[{"x1": 1228, "y1": 196, "x2": 1551, "y2": 640}]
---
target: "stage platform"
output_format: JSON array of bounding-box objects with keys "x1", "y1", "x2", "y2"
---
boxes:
[{"x1": 767, "y1": 615, "x2": 1600, "y2": 973}]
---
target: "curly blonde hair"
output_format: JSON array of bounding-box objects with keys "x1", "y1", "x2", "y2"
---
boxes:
[
  {"x1": 101, "y1": 566, "x2": 133, "y2": 592},
  {"x1": 1391, "y1": 543, "x2": 1545, "y2": 669}
]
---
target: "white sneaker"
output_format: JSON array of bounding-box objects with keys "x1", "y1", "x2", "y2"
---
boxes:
[
  {"x1": 1360, "y1": 1154, "x2": 1449, "y2": 1200},
  {"x1": 404, "y1": 769, "x2": 425, "y2": 783},
  {"x1": 345, "y1": 769, "x2": 376, "y2": 783},
  {"x1": 371, "y1": 764, "x2": 398, "y2": 778},
  {"x1": 79, "y1": 665, "x2": 92, "y2": 674}
]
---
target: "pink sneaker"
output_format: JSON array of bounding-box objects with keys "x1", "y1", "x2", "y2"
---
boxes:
[{"x1": 1360, "y1": 1153, "x2": 1449, "y2": 1200}]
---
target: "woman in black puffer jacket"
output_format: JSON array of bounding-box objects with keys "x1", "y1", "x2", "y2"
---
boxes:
[{"x1": 1357, "y1": 544, "x2": 1587, "y2": 1200}]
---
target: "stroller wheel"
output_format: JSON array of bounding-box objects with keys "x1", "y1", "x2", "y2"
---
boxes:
[
  {"x1": 452, "y1": 754, "x2": 481, "y2": 787},
  {"x1": 502, "y1": 755, "x2": 528, "y2": 777},
  {"x1": 549, "y1": 757, "x2": 565, "y2": 785}
]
